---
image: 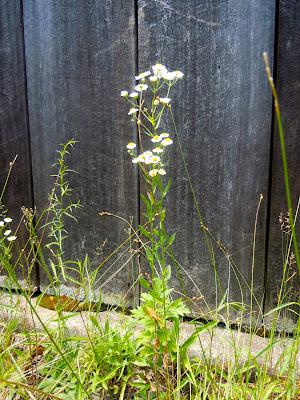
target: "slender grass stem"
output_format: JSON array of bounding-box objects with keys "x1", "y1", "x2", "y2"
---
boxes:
[
  {"x1": 0, "y1": 156, "x2": 18, "y2": 204},
  {"x1": 263, "y1": 52, "x2": 300, "y2": 276}
]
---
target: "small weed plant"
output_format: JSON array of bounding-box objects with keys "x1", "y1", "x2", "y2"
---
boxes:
[{"x1": 0, "y1": 60, "x2": 299, "y2": 399}]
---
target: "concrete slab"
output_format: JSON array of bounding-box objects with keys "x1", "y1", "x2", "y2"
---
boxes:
[{"x1": 0, "y1": 293, "x2": 298, "y2": 377}]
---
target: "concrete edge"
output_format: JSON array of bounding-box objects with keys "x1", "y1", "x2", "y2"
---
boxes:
[{"x1": 0, "y1": 293, "x2": 299, "y2": 377}]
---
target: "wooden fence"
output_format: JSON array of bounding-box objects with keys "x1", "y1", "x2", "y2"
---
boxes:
[{"x1": 0, "y1": 0, "x2": 299, "y2": 314}]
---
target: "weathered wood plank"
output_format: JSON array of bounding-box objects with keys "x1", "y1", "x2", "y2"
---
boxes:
[
  {"x1": 0, "y1": 0, "x2": 37, "y2": 286},
  {"x1": 23, "y1": 0, "x2": 138, "y2": 304},
  {"x1": 265, "y1": 0, "x2": 300, "y2": 313},
  {"x1": 138, "y1": 0, "x2": 275, "y2": 315}
]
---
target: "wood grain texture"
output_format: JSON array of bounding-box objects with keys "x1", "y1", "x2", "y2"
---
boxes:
[
  {"x1": 265, "y1": 0, "x2": 300, "y2": 312},
  {"x1": 0, "y1": 0, "x2": 37, "y2": 285},
  {"x1": 138, "y1": 0, "x2": 275, "y2": 314},
  {"x1": 23, "y1": 0, "x2": 138, "y2": 304}
]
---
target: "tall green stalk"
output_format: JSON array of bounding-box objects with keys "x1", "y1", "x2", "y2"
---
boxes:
[
  {"x1": 121, "y1": 65, "x2": 190, "y2": 382},
  {"x1": 263, "y1": 52, "x2": 300, "y2": 276}
]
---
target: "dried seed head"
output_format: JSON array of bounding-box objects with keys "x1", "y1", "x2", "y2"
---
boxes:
[
  {"x1": 279, "y1": 211, "x2": 291, "y2": 234},
  {"x1": 21, "y1": 206, "x2": 34, "y2": 220}
]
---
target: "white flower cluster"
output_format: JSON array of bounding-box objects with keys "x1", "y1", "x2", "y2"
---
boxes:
[
  {"x1": 151, "y1": 64, "x2": 184, "y2": 81},
  {"x1": 126, "y1": 132, "x2": 173, "y2": 178},
  {"x1": 121, "y1": 64, "x2": 183, "y2": 179},
  {"x1": 120, "y1": 63, "x2": 184, "y2": 105},
  {"x1": 0, "y1": 217, "x2": 17, "y2": 242},
  {"x1": 151, "y1": 133, "x2": 173, "y2": 146}
]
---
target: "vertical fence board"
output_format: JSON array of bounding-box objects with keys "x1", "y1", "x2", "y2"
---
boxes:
[
  {"x1": 0, "y1": 0, "x2": 36, "y2": 286},
  {"x1": 23, "y1": 0, "x2": 138, "y2": 304},
  {"x1": 138, "y1": 0, "x2": 275, "y2": 314},
  {"x1": 265, "y1": 0, "x2": 300, "y2": 315}
]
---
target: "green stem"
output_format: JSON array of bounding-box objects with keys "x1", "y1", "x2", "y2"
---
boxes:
[
  {"x1": 263, "y1": 53, "x2": 300, "y2": 276},
  {"x1": 275, "y1": 104, "x2": 300, "y2": 273}
]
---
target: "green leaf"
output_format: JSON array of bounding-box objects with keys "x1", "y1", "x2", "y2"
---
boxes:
[
  {"x1": 58, "y1": 394, "x2": 73, "y2": 400},
  {"x1": 162, "y1": 178, "x2": 172, "y2": 198},
  {"x1": 145, "y1": 246, "x2": 154, "y2": 263},
  {"x1": 168, "y1": 232, "x2": 176, "y2": 246},
  {"x1": 147, "y1": 191, "x2": 156, "y2": 205},
  {"x1": 138, "y1": 225, "x2": 151, "y2": 239},
  {"x1": 180, "y1": 321, "x2": 218, "y2": 357},
  {"x1": 90, "y1": 315, "x2": 103, "y2": 333},
  {"x1": 140, "y1": 194, "x2": 150, "y2": 208},
  {"x1": 75, "y1": 381, "x2": 83, "y2": 400},
  {"x1": 163, "y1": 265, "x2": 172, "y2": 281},
  {"x1": 139, "y1": 277, "x2": 150, "y2": 289}
]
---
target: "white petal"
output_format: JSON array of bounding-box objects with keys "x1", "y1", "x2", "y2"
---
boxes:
[
  {"x1": 127, "y1": 142, "x2": 136, "y2": 149},
  {"x1": 158, "y1": 169, "x2": 167, "y2": 175},
  {"x1": 7, "y1": 236, "x2": 17, "y2": 241},
  {"x1": 128, "y1": 108, "x2": 139, "y2": 115},
  {"x1": 161, "y1": 138, "x2": 173, "y2": 146},
  {"x1": 160, "y1": 97, "x2": 171, "y2": 105},
  {"x1": 135, "y1": 84, "x2": 148, "y2": 92}
]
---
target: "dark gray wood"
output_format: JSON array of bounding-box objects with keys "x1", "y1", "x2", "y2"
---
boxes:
[
  {"x1": 265, "y1": 0, "x2": 300, "y2": 313},
  {"x1": 0, "y1": 0, "x2": 37, "y2": 286},
  {"x1": 138, "y1": 0, "x2": 275, "y2": 315},
  {"x1": 23, "y1": 0, "x2": 138, "y2": 304}
]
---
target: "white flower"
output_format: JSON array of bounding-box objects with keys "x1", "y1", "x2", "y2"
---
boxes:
[
  {"x1": 7, "y1": 236, "x2": 17, "y2": 242},
  {"x1": 160, "y1": 132, "x2": 169, "y2": 138},
  {"x1": 149, "y1": 169, "x2": 158, "y2": 177},
  {"x1": 163, "y1": 71, "x2": 176, "y2": 81},
  {"x1": 4, "y1": 217, "x2": 12, "y2": 223},
  {"x1": 152, "y1": 64, "x2": 168, "y2": 78},
  {"x1": 128, "y1": 108, "x2": 139, "y2": 115},
  {"x1": 4, "y1": 230, "x2": 11, "y2": 236},
  {"x1": 137, "y1": 155, "x2": 146, "y2": 163},
  {"x1": 0, "y1": 221, "x2": 4, "y2": 227},
  {"x1": 129, "y1": 92, "x2": 139, "y2": 98},
  {"x1": 153, "y1": 99, "x2": 160, "y2": 106},
  {"x1": 150, "y1": 156, "x2": 161, "y2": 164},
  {"x1": 120, "y1": 90, "x2": 128, "y2": 97},
  {"x1": 174, "y1": 70, "x2": 184, "y2": 79},
  {"x1": 127, "y1": 142, "x2": 136, "y2": 150},
  {"x1": 158, "y1": 169, "x2": 167, "y2": 175},
  {"x1": 135, "y1": 151, "x2": 153, "y2": 164},
  {"x1": 142, "y1": 151, "x2": 154, "y2": 164},
  {"x1": 150, "y1": 76, "x2": 158, "y2": 82},
  {"x1": 161, "y1": 138, "x2": 173, "y2": 146},
  {"x1": 160, "y1": 97, "x2": 171, "y2": 105},
  {"x1": 151, "y1": 135, "x2": 162, "y2": 143},
  {"x1": 153, "y1": 147, "x2": 163, "y2": 154},
  {"x1": 135, "y1": 84, "x2": 148, "y2": 92},
  {"x1": 135, "y1": 71, "x2": 151, "y2": 80}
]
